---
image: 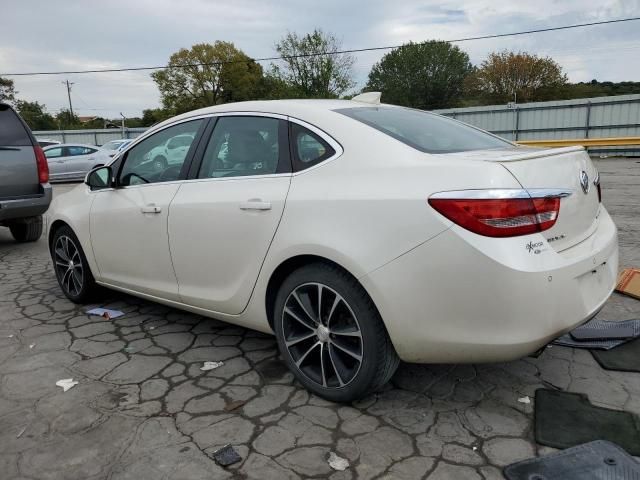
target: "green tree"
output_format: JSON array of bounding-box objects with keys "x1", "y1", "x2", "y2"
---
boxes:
[
  {"x1": 366, "y1": 41, "x2": 473, "y2": 110},
  {"x1": 272, "y1": 29, "x2": 355, "y2": 98},
  {"x1": 0, "y1": 76, "x2": 17, "y2": 104},
  {"x1": 141, "y1": 108, "x2": 171, "y2": 126},
  {"x1": 151, "y1": 42, "x2": 264, "y2": 114},
  {"x1": 15, "y1": 101, "x2": 57, "y2": 130},
  {"x1": 55, "y1": 109, "x2": 80, "y2": 129},
  {"x1": 468, "y1": 51, "x2": 568, "y2": 104}
]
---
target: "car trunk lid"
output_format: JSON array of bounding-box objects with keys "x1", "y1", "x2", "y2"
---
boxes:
[{"x1": 445, "y1": 146, "x2": 600, "y2": 251}]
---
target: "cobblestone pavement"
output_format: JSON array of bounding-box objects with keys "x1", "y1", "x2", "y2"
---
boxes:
[{"x1": 1, "y1": 158, "x2": 639, "y2": 480}]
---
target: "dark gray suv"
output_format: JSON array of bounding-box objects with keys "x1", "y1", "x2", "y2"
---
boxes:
[{"x1": 0, "y1": 102, "x2": 52, "y2": 242}]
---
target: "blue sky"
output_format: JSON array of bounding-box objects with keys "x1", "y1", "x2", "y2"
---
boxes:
[{"x1": 1, "y1": 0, "x2": 639, "y2": 118}]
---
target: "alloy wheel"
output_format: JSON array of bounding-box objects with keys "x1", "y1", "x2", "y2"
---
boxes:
[
  {"x1": 53, "y1": 235, "x2": 84, "y2": 296},
  {"x1": 281, "y1": 282, "x2": 363, "y2": 388}
]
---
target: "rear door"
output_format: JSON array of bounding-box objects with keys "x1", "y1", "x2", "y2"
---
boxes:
[
  {"x1": 168, "y1": 114, "x2": 291, "y2": 314},
  {"x1": 0, "y1": 104, "x2": 38, "y2": 199},
  {"x1": 44, "y1": 146, "x2": 67, "y2": 181},
  {"x1": 64, "y1": 146, "x2": 98, "y2": 178}
]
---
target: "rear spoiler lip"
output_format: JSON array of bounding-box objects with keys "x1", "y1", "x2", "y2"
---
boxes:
[{"x1": 494, "y1": 145, "x2": 585, "y2": 162}]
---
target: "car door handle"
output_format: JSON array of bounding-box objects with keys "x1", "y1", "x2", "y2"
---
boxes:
[
  {"x1": 140, "y1": 204, "x2": 162, "y2": 214},
  {"x1": 239, "y1": 200, "x2": 272, "y2": 211}
]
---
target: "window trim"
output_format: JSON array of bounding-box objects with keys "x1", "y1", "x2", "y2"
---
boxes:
[
  {"x1": 114, "y1": 116, "x2": 210, "y2": 188},
  {"x1": 187, "y1": 112, "x2": 291, "y2": 181}
]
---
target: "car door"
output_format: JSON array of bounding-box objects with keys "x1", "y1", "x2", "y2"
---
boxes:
[
  {"x1": 168, "y1": 114, "x2": 291, "y2": 314},
  {"x1": 64, "y1": 146, "x2": 97, "y2": 179},
  {"x1": 44, "y1": 146, "x2": 66, "y2": 180},
  {"x1": 89, "y1": 118, "x2": 206, "y2": 300}
]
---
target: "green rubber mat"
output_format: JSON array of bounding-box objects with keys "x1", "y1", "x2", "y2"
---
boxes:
[
  {"x1": 505, "y1": 440, "x2": 640, "y2": 480},
  {"x1": 592, "y1": 337, "x2": 640, "y2": 373},
  {"x1": 535, "y1": 389, "x2": 640, "y2": 456}
]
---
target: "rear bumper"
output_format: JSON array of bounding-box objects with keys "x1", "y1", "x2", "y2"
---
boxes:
[
  {"x1": 361, "y1": 206, "x2": 619, "y2": 363},
  {"x1": 0, "y1": 184, "x2": 52, "y2": 223}
]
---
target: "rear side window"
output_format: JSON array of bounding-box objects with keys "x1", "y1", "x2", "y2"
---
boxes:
[
  {"x1": 45, "y1": 147, "x2": 64, "y2": 158},
  {"x1": 67, "y1": 146, "x2": 96, "y2": 156},
  {"x1": 335, "y1": 106, "x2": 512, "y2": 154},
  {"x1": 0, "y1": 105, "x2": 31, "y2": 146},
  {"x1": 290, "y1": 123, "x2": 335, "y2": 171}
]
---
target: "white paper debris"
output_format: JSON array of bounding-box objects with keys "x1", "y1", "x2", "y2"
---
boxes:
[
  {"x1": 16, "y1": 426, "x2": 27, "y2": 438},
  {"x1": 472, "y1": 446, "x2": 478, "y2": 451},
  {"x1": 86, "y1": 307, "x2": 124, "y2": 319},
  {"x1": 200, "y1": 361, "x2": 224, "y2": 371},
  {"x1": 29, "y1": 344, "x2": 35, "y2": 349},
  {"x1": 518, "y1": 396, "x2": 531, "y2": 404},
  {"x1": 56, "y1": 378, "x2": 79, "y2": 392},
  {"x1": 328, "y1": 452, "x2": 349, "y2": 471},
  {"x1": 5, "y1": 334, "x2": 14, "y2": 338}
]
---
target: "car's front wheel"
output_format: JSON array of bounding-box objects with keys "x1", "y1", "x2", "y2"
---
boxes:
[
  {"x1": 274, "y1": 263, "x2": 399, "y2": 402},
  {"x1": 51, "y1": 225, "x2": 97, "y2": 303}
]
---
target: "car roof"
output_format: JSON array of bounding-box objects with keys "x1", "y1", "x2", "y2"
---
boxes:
[{"x1": 151, "y1": 99, "x2": 373, "y2": 131}]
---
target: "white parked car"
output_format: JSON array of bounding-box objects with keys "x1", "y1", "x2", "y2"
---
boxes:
[
  {"x1": 46, "y1": 95, "x2": 618, "y2": 401},
  {"x1": 44, "y1": 144, "x2": 112, "y2": 182},
  {"x1": 144, "y1": 133, "x2": 195, "y2": 170},
  {"x1": 101, "y1": 139, "x2": 133, "y2": 157}
]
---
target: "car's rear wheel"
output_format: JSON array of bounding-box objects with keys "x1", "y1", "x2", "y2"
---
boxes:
[
  {"x1": 9, "y1": 216, "x2": 43, "y2": 243},
  {"x1": 51, "y1": 225, "x2": 97, "y2": 303},
  {"x1": 274, "y1": 263, "x2": 399, "y2": 402}
]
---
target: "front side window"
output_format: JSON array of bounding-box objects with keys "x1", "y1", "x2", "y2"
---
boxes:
[
  {"x1": 45, "y1": 147, "x2": 63, "y2": 159},
  {"x1": 119, "y1": 119, "x2": 203, "y2": 186},
  {"x1": 198, "y1": 116, "x2": 281, "y2": 179},
  {"x1": 335, "y1": 106, "x2": 512, "y2": 154}
]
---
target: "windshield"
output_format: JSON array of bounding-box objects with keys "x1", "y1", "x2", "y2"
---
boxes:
[{"x1": 335, "y1": 106, "x2": 513, "y2": 154}]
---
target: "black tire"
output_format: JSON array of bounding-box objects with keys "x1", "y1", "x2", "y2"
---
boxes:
[
  {"x1": 9, "y1": 216, "x2": 43, "y2": 243},
  {"x1": 274, "y1": 263, "x2": 399, "y2": 402},
  {"x1": 152, "y1": 156, "x2": 167, "y2": 171},
  {"x1": 50, "y1": 225, "x2": 97, "y2": 303}
]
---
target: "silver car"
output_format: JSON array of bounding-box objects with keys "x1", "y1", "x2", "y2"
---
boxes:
[{"x1": 44, "y1": 144, "x2": 112, "y2": 182}]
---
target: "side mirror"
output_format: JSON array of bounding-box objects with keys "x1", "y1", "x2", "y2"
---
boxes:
[{"x1": 85, "y1": 166, "x2": 112, "y2": 190}]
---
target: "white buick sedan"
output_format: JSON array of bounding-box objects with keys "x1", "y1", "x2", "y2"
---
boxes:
[{"x1": 47, "y1": 94, "x2": 618, "y2": 401}]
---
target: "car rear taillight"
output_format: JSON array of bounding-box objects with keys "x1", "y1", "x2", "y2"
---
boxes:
[
  {"x1": 428, "y1": 191, "x2": 563, "y2": 238},
  {"x1": 34, "y1": 146, "x2": 49, "y2": 184}
]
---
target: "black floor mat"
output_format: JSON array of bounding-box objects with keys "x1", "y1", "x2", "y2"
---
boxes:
[
  {"x1": 504, "y1": 440, "x2": 640, "y2": 480},
  {"x1": 535, "y1": 389, "x2": 640, "y2": 456},
  {"x1": 592, "y1": 337, "x2": 640, "y2": 372},
  {"x1": 552, "y1": 319, "x2": 640, "y2": 350}
]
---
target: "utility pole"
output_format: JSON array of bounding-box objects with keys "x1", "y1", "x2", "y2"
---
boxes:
[
  {"x1": 62, "y1": 80, "x2": 74, "y2": 121},
  {"x1": 120, "y1": 112, "x2": 126, "y2": 139}
]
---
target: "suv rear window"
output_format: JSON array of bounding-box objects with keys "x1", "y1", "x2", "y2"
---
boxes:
[
  {"x1": 335, "y1": 106, "x2": 512, "y2": 154},
  {"x1": 0, "y1": 105, "x2": 32, "y2": 146}
]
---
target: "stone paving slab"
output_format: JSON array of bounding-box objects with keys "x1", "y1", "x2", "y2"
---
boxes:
[{"x1": 0, "y1": 158, "x2": 638, "y2": 479}]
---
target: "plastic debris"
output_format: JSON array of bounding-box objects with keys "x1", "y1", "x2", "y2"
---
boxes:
[
  {"x1": 5, "y1": 334, "x2": 14, "y2": 338},
  {"x1": 16, "y1": 426, "x2": 26, "y2": 438},
  {"x1": 472, "y1": 446, "x2": 478, "y2": 451},
  {"x1": 518, "y1": 396, "x2": 531, "y2": 404},
  {"x1": 29, "y1": 344, "x2": 35, "y2": 349},
  {"x1": 200, "y1": 361, "x2": 224, "y2": 371},
  {"x1": 224, "y1": 400, "x2": 246, "y2": 412},
  {"x1": 86, "y1": 307, "x2": 124, "y2": 320},
  {"x1": 55, "y1": 378, "x2": 79, "y2": 392},
  {"x1": 211, "y1": 444, "x2": 241, "y2": 467},
  {"x1": 328, "y1": 452, "x2": 349, "y2": 471}
]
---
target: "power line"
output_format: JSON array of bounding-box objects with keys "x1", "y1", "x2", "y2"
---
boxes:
[{"x1": 2, "y1": 16, "x2": 639, "y2": 77}]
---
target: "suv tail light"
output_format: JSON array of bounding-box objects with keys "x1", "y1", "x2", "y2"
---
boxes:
[
  {"x1": 34, "y1": 146, "x2": 49, "y2": 184},
  {"x1": 428, "y1": 189, "x2": 569, "y2": 238}
]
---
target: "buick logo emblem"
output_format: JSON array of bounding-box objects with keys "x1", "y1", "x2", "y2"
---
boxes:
[{"x1": 579, "y1": 171, "x2": 590, "y2": 194}]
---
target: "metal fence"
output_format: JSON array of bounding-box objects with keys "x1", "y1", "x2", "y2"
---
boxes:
[
  {"x1": 433, "y1": 94, "x2": 640, "y2": 156},
  {"x1": 32, "y1": 127, "x2": 148, "y2": 146}
]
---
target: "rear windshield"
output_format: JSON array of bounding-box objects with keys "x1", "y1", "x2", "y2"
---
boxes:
[
  {"x1": 335, "y1": 106, "x2": 512, "y2": 154},
  {"x1": 0, "y1": 105, "x2": 32, "y2": 146}
]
